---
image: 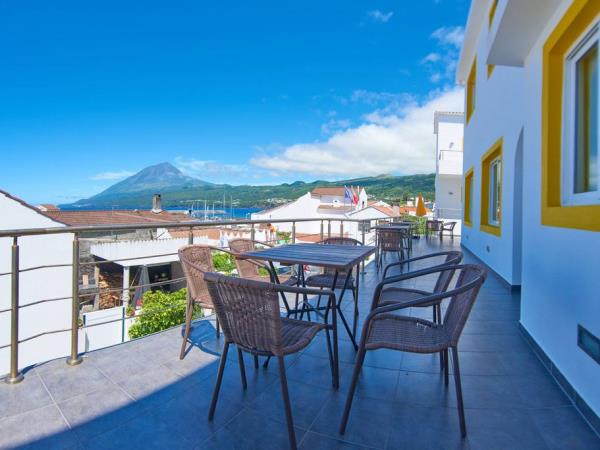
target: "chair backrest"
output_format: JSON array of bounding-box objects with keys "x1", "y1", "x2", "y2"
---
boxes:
[
  {"x1": 228, "y1": 239, "x2": 261, "y2": 278},
  {"x1": 204, "y1": 272, "x2": 283, "y2": 355},
  {"x1": 426, "y1": 219, "x2": 443, "y2": 231},
  {"x1": 318, "y1": 237, "x2": 361, "y2": 274},
  {"x1": 377, "y1": 229, "x2": 406, "y2": 252},
  {"x1": 442, "y1": 264, "x2": 487, "y2": 346},
  {"x1": 178, "y1": 245, "x2": 215, "y2": 307},
  {"x1": 320, "y1": 237, "x2": 362, "y2": 246},
  {"x1": 431, "y1": 251, "x2": 463, "y2": 293}
]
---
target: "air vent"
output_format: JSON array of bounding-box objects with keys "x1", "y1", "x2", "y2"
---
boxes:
[{"x1": 578, "y1": 325, "x2": 600, "y2": 365}]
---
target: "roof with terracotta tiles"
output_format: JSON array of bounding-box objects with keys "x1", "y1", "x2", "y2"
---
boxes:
[{"x1": 44, "y1": 209, "x2": 195, "y2": 226}]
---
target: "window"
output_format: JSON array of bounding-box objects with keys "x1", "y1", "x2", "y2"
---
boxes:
[
  {"x1": 542, "y1": 0, "x2": 600, "y2": 231},
  {"x1": 489, "y1": 158, "x2": 502, "y2": 225},
  {"x1": 464, "y1": 168, "x2": 474, "y2": 227},
  {"x1": 563, "y1": 24, "x2": 598, "y2": 205},
  {"x1": 466, "y1": 58, "x2": 477, "y2": 123},
  {"x1": 481, "y1": 138, "x2": 502, "y2": 236},
  {"x1": 488, "y1": 0, "x2": 498, "y2": 29}
]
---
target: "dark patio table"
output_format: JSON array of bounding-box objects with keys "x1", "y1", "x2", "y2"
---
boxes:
[{"x1": 242, "y1": 243, "x2": 376, "y2": 386}]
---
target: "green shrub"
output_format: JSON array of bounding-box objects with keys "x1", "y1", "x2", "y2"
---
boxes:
[
  {"x1": 128, "y1": 288, "x2": 202, "y2": 339},
  {"x1": 212, "y1": 251, "x2": 236, "y2": 274}
]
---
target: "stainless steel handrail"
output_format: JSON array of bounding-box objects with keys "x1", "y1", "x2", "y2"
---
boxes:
[{"x1": 0, "y1": 216, "x2": 393, "y2": 383}]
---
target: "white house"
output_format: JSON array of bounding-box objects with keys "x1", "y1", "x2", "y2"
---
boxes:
[
  {"x1": 434, "y1": 111, "x2": 464, "y2": 225},
  {"x1": 0, "y1": 190, "x2": 73, "y2": 376},
  {"x1": 252, "y1": 187, "x2": 370, "y2": 236},
  {"x1": 458, "y1": 0, "x2": 600, "y2": 424}
]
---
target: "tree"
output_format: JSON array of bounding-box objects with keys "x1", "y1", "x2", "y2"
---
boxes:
[{"x1": 128, "y1": 288, "x2": 202, "y2": 339}]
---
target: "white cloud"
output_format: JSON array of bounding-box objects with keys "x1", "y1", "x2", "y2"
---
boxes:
[
  {"x1": 422, "y1": 52, "x2": 441, "y2": 64},
  {"x1": 321, "y1": 118, "x2": 351, "y2": 135},
  {"x1": 174, "y1": 157, "x2": 247, "y2": 178},
  {"x1": 431, "y1": 26, "x2": 464, "y2": 49},
  {"x1": 367, "y1": 10, "x2": 394, "y2": 23},
  {"x1": 421, "y1": 26, "x2": 464, "y2": 84},
  {"x1": 251, "y1": 87, "x2": 464, "y2": 177},
  {"x1": 90, "y1": 170, "x2": 136, "y2": 181}
]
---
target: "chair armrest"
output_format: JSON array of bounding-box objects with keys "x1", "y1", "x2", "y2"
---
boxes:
[
  {"x1": 382, "y1": 251, "x2": 459, "y2": 279},
  {"x1": 363, "y1": 274, "x2": 482, "y2": 332}
]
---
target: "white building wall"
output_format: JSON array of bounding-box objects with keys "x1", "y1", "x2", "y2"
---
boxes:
[
  {"x1": 0, "y1": 193, "x2": 73, "y2": 375},
  {"x1": 460, "y1": 0, "x2": 600, "y2": 417}
]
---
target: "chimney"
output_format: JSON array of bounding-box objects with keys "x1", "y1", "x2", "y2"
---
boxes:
[{"x1": 151, "y1": 194, "x2": 162, "y2": 213}]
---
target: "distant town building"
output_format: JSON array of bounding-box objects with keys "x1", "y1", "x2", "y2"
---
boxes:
[{"x1": 433, "y1": 111, "x2": 464, "y2": 233}]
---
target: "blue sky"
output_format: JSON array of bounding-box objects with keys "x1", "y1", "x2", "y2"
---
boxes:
[{"x1": 0, "y1": 0, "x2": 469, "y2": 203}]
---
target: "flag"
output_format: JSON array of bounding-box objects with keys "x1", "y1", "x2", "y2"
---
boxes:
[
  {"x1": 344, "y1": 186, "x2": 353, "y2": 203},
  {"x1": 352, "y1": 186, "x2": 359, "y2": 205}
]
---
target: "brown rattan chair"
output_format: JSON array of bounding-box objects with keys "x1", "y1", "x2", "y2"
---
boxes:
[
  {"x1": 376, "y1": 228, "x2": 410, "y2": 267},
  {"x1": 425, "y1": 219, "x2": 443, "y2": 239},
  {"x1": 339, "y1": 264, "x2": 487, "y2": 438},
  {"x1": 378, "y1": 251, "x2": 464, "y2": 324},
  {"x1": 204, "y1": 272, "x2": 336, "y2": 450},
  {"x1": 228, "y1": 238, "x2": 297, "y2": 285},
  {"x1": 440, "y1": 221, "x2": 457, "y2": 239},
  {"x1": 178, "y1": 244, "x2": 221, "y2": 359},
  {"x1": 304, "y1": 237, "x2": 361, "y2": 335}
]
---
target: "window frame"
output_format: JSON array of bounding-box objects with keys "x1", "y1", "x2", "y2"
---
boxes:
[
  {"x1": 480, "y1": 138, "x2": 503, "y2": 236},
  {"x1": 562, "y1": 22, "x2": 599, "y2": 206},
  {"x1": 464, "y1": 167, "x2": 474, "y2": 227},
  {"x1": 466, "y1": 58, "x2": 477, "y2": 123}
]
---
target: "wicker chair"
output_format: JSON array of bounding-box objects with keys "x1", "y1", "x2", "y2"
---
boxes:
[
  {"x1": 340, "y1": 264, "x2": 487, "y2": 438},
  {"x1": 178, "y1": 245, "x2": 222, "y2": 359},
  {"x1": 378, "y1": 251, "x2": 463, "y2": 323},
  {"x1": 376, "y1": 228, "x2": 410, "y2": 267},
  {"x1": 440, "y1": 221, "x2": 457, "y2": 239},
  {"x1": 204, "y1": 273, "x2": 336, "y2": 450},
  {"x1": 304, "y1": 237, "x2": 361, "y2": 332},
  {"x1": 425, "y1": 219, "x2": 443, "y2": 239},
  {"x1": 228, "y1": 238, "x2": 297, "y2": 285}
]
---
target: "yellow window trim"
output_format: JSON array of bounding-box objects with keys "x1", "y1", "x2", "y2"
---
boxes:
[
  {"x1": 466, "y1": 57, "x2": 477, "y2": 123},
  {"x1": 542, "y1": 0, "x2": 600, "y2": 232},
  {"x1": 480, "y1": 138, "x2": 503, "y2": 236},
  {"x1": 488, "y1": 0, "x2": 499, "y2": 29},
  {"x1": 487, "y1": 64, "x2": 495, "y2": 78},
  {"x1": 464, "y1": 167, "x2": 474, "y2": 227}
]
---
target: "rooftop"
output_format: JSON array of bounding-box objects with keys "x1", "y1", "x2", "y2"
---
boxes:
[
  {"x1": 1, "y1": 238, "x2": 598, "y2": 449},
  {"x1": 44, "y1": 209, "x2": 194, "y2": 226}
]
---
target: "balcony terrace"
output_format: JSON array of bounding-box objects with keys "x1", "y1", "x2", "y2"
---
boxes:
[{"x1": 1, "y1": 234, "x2": 599, "y2": 449}]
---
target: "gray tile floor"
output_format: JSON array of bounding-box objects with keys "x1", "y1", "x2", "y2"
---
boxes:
[{"x1": 1, "y1": 238, "x2": 599, "y2": 449}]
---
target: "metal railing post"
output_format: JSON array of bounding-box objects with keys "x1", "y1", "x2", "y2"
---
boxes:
[
  {"x1": 250, "y1": 224, "x2": 256, "y2": 242},
  {"x1": 6, "y1": 237, "x2": 24, "y2": 384},
  {"x1": 361, "y1": 223, "x2": 367, "y2": 274},
  {"x1": 67, "y1": 234, "x2": 82, "y2": 366},
  {"x1": 327, "y1": 220, "x2": 331, "y2": 238},
  {"x1": 340, "y1": 221, "x2": 343, "y2": 238},
  {"x1": 188, "y1": 227, "x2": 194, "y2": 245},
  {"x1": 291, "y1": 222, "x2": 296, "y2": 244},
  {"x1": 320, "y1": 220, "x2": 324, "y2": 241}
]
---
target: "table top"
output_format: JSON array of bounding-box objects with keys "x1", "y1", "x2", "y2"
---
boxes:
[{"x1": 243, "y1": 243, "x2": 376, "y2": 269}]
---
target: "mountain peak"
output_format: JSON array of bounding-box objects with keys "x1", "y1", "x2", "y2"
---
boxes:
[{"x1": 90, "y1": 162, "x2": 213, "y2": 198}]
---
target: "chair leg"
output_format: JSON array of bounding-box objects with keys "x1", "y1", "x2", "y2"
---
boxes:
[
  {"x1": 237, "y1": 348, "x2": 247, "y2": 390},
  {"x1": 444, "y1": 349, "x2": 449, "y2": 386},
  {"x1": 179, "y1": 299, "x2": 194, "y2": 360},
  {"x1": 215, "y1": 316, "x2": 220, "y2": 338},
  {"x1": 277, "y1": 355, "x2": 297, "y2": 450},
  {"x1": 339, "y1": 347, "x2": 366, "y2": 434},
  {"x1": 451, "y1": 347, "x2": 467, "y2": 437},
  {"x1": 208, "y1": 342, "x2": 230, "y2": 420},
  {"x1": 324, "y1": 328, "x2": 335, "y2": 387},
  {"x1": 253, "y1": 354, "x2": 259, "y2": 369}
]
